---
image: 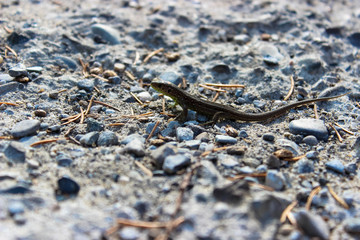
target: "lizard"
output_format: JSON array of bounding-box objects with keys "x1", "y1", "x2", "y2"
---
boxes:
[{"x1": 150, "y1": 81, "x2": 349, "y2": 123}]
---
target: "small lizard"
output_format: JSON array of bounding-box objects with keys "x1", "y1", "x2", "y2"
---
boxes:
[{"x1": 151, "y1": 81, "x2": 349, "y2": 123}]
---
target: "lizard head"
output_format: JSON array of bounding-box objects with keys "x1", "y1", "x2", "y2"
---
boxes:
[{"x1": 150, "y1": 80, "x2": 182, "y2": 102}]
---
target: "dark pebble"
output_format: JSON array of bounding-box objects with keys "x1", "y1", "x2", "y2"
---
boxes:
[
  {"x1": 0, "y1": 185, "x2": 31, "y2": 195},
  {"x1": 34, "y1": 109, "x2": 47, "y2": 117},
  {"x1": 213, "y1": 180, "x2": 249, "y2": 204},
  {"x1": 266, "y1": 155, "x2": 280, "y2": 169},
  {"x1": 56, "y1": 153, "x2": 73, "y2": 167},
  {"x1": 57, "y1": 176, "x2": 80, "y2": 195},
  {"x1": 0, "y1": 82, "x2": 19, "y2": 96},
  {"x1": 80, "y1": 132, "x2": 100, "y2": 147},
  {"x1": 302, "y1": 135, "x2": 318, "y2": 146},
  {"x1": 295, "y1": 159, "x2": 314, "y2": 173},
  {"x1": 48, "y1": 125, "x2": 61, "y2": 132},
  {"x1": 263, "y1": 133, "x2": 275, "y2": 142},
  {"x1": 9, "y1": 63, "x2": 27, "y2": 77},
  {"x1": 163, "y1": 154, "x2": 191, "y2": 174},
  {"x1": 77, "y1": 79, "x2": 94, "y2": 92},
  {"x1": 150, "y1": 144, "x2": 177, "y2": 167},
  {"x1": 348, "y1": 32, "x2": 360, "y2": 48},
  {"x1": 343, "y1": 218, "x2": 360, "y2": 234},
  {"x1": 252, "y1": 194, "x2": 290, "y2": 225},
  {"x1": 86, "y1": 118, "x2": 105, "y2": 132},
  {"x1": 97, "y1": 131, "x2": 118, "y2": 146},
  {"x1": 91, "y1": 24, "x2": 121, "y2": 45}
]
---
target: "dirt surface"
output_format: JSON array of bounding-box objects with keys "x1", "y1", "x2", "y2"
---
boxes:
[{"x1": 1, "y1": 0, "x2": 360, "y2": 239}]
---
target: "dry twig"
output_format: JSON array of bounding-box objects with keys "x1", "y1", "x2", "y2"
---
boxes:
[
  {"x1": 305, "y1": 186, "x2": 321, "y2": 210},
  {"x1": 93, "y1": 100, "x2": 121, "y2": 112},
  {"x1": 143, "y1": 48, "x2": 164, "y2": 63},
  {"x1": 30, "y1": 138, "x2": 63, "y2": 147},
  {"x1": 283, "y1": 76, "x2": 295, "y2": 101},
  {"x1": 146, "y1": 120, "x2": 160, "y2": 142},
  {"x1": 134, "y1": 161, "x2": 153, "y2": 177},
  {"x1": 280, "y1": 201, "x2": 298, "y2": 223},
  {"x1": 327, "y1": 184, "x2": 350, "y2": 209},
  {"x1": 130, "y1": 92, "x2": 144, "y2": 105},
  {"x1": 329, "y1": 123, "x2": 343, "y2": 142}
]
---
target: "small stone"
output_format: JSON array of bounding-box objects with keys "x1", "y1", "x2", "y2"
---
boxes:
[
  {"x1": 150, "y1": 144, "x2": 177, "y2": 167},
  {"x1": 57, "y1": 176, "x2": 80, "y2": 195},
  {"x1": 125, "y1": 139, "x2": 145, "y2": 157},
  {"x1": 325, "y1": 159, "x2": 345, "y2": 174},
  {"x1": 302, "y1": 135, "x2": 318, "y2": 146},
  {"x1": 91, "y1": 24, "x2": 121, "y2": 45},
  {"x1": 114, "y1": 63, "x2": 126, "y2": 73},
  {"x1": 289, "y1": 119, "x2": 328, "y2": 140},
  {"x1": 215, "y1": 135, "x2": 237, "y2": 144},
  {"x1": 34, "y1": 109, "x2": 47, "y2": 117},
  {"x1": 343, "y1": 218, "x2": 360, "y2": 234},
  {"x1": 27, "y1": 159, "x2": 40, "y2": 169},
  {"x1": 345, "y1": 163, "x2": 357, "y2": 174},
  {"x1": 48, "y1": 91, "x2": 59, "y2": 99},
  {"x1": 80, "y1": 132, "x2": 100, "y2": 147},
  {"x1": 276, "y1": 139, "x2": 300, "y2": 156},
  {"x1": 26, "y1": 66, "x2": 43, "y2": 73},
  {"x1": 260, "y1": 44, "x2": 283, "y2": 65},
  {"x1": 0, "y1": 82, "x2": 19, "y2": 96},
  {"x1": 176, "y1": 127, "x2": 194, "y2": 142},
  {"x1": 9, "y1": 63, "x2": 27, "y2": 77},
  {"x1": 221, "y1": 157, "x2": 239, "y2": 168},
  {"x1": 103, "y1": 70, "x2": 117, "y2": 78},
  {"x1": 197, "y1": 160, "x2": 223, "y2": 184},
  {"x1": 86, "y1": 118, "x2": 105, "y2": 132},
  {"x1": 213, "y1": 180, "x2": 249, "y2": 204},
  {"x1": 263, "y1": 133, "x2": 275, "y2": 142},
  {"x1": 56, "y1": 153, "x2": 73, "y2": 167},
  {"x1": 120, "y1": 134, "x2": 145, "y2": 145},
  {"x1": 97, "y1": 131, "x2": 118, "y2": 146},
  {"x1": 77, "y1": 79, "x2": 94, "y2": 92},
  {"x1": 238, "y1": 129, "x2": 248, "y2": 138},
  {"x1": 158, "y1": 71, "x2": 182, "y2": 85},
  {"x1": 163, "y1": 154, "x2": 191, "y2": 174},
  {"x1": 252, "y1": 193, "x2": 290, "y2": 225},
  {"x1": 48, "y1": 125, "x2": 61, "y2": 132},
  {"x1": 119, "y1": 227, "x2": 140, "y2": 240},
  {"x1": 183, "y1": 139, "x2": 201, "y2": 150},
  {"x1": 10, "y1": 119, "x2": 40, "y2": 138},
  {"x1": 8, "y1": 201, "x2": 25, "y2": 216},
  {"x1": 295, "y1": 159, "x2": 314, "y2": 173},
  {"x1": 55, "y1": 56, "x2": 78, "y2": 69},
  {"x1": 266, "y1": 155, "x2": 280, "y2": 169},
  {"x1": 137, "y1": 92, "x2": 152, "y2": 102},
  {"x1": 0, "y1": 185, "x2": 31, "y2": 194},
  {"x1": 226, "y1": 146, "x2": 246, "y2": 155},
  {"x1": 265, "y1": 170, "x2": 285, "y2": 191},
  {"x1": 146, "y1": 122, "x2": 160, "y2": 135},
  {"x1": 296, "y1": 210, "x2": 329, "y2": 240},
  {"x1": 234, "y1": 34, "x2": 250, "y2": 44},
  {"x1": 348, "y1": 32, "x2": 360, "y2": 48},
  {"x1": 4, "y1": 141, "x2": 26, "y2": 163},
  {"x1": 306, "y1": 151, "x2": 319, "y2": 159},
  {"x1": 160, "y1": 121, "x2": 180, "y2": 137},
  {"x1": 108, "y1": 76, "x2": 121, "y2": 84}
]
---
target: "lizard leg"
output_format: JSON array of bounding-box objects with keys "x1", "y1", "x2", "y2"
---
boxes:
[
  {"x1": 175, "y1": 107, "x2": 188, "y2": 122},
  {"x1": 212, "y1": 111, "x2": 225, "y2": 123}
]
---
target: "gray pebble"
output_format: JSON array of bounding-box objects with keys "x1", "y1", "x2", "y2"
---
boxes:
[
  {"x1": 276, "y1": 139, "x2": 300, "y2": 156},
  {"x1": 197, "y1": 160, "x2": 223, "y2": 184},
  {"x1": 234, "y1": 34, "x2": 250, "y2": 44},
  {"x1": 343, "y1": 218, "x2": 360, "y2": 234},
  {"x1": 265, "y1": 170, "x2": 285, "y2": 191},
  {"x1": 296, "y1": 210, "x2": 329, "y2": 240},
  {"x1": 86, "y1": 118, "x2": 105, "y2": 132},
  {"x1": 56, "y1": 153, "x2": 73, "y2": 167},
  {"x1": 80, "y1": 132, "x2": 100, "y2": 147},
  {"x1": 220, "y1": 157, "x2": 239, "y2": 168},
  {"x1": 260, "y1": 44, "x2": 283, "y2": 65},
  {"x1": 302, "y1": 135, "x2": 318, "y2": 146},
  {"x1": 289, "y1": 119, "x2": 328, "y2": 140},
  {"x1": 91, "y1": 24, "x2": 121, "y2": 45},
  {"x1": 182, "y1": 139, "x2": 201, "y2": 150},
  {"x1": 26, "y1": 66, "x2": 43, "y2": 73},
  {"x1": 9, "y1": 63, "x2": 27, "y2": 77},
  {"x1": 238, "y1": 129, "x2": 248, "y2": 138},
  {"x1": 158, "y1": 71, "x2": 182, "y2": 85},
  {"x1": 215, "y1": 135, "x2": 237, "y2": 144},
  {"x1": 305, "y1": 151, "x2": 319, "y2": 159},
  {"x1": 160, "y1": 121, "x2": 180, "y2": 137},
  {"x1": 151, "y1": 144, "x2": 177, "y2": 167},
  {"x1": 263, "y1": 133, "x2": 275, "y2": 142},
  {"x1": 8, "y1": 201, "x2": 25, "y2": 215},
  {"x1": 124, "y1": 139, "x2": 145, "y2": 157},
  {"x1": 176, "y1": 127, "x2": 194, "y2": 141},
  {"x1": 345, "y1": 163, "x2": 357, "y2": 174},
  {"x1": 325, "y1": 159, "x2": 345, "y2": 174},
  {"x1": 266, "y1": 155, "x2": 280, "y2": 169},
  {"x1": 55, "y1": 56, "x2": 77, "y2": 69},
  {"x1": 10, "y1": 119, "x2": 40, "y2": 138},
  {"x1": 163, "y1": 154, "x2": 191, "y2": 174},
  {"x1": 77, "y1": 79, "x2": 94, "y2": 92},
  {"x1": 97, "y1": 131, "x2": 118, "y2": 146},
  {"x1": 146, "y1": 122, "x2": 160, "y2": 135},
  {"x1": 119, "y1": 227, "x2": 140, "y2": 240},
  {"x1": 137, "y1": 92, "x2": 152, "y2": 102},
  {"x1": 48, "y1": 125, "x2": 61, "y2": 132},
  {"x1": 120, "y1": 134, "x2": 145, "y2": 145},
  {"x1": 4, "y1": 141, "x2": 26, "y2": 163},
  {"x1": 0, "y1": 82, "x2": 19, "y2": 96},
  {"x1": 295, "y1": 159, "x2": 314, "y2": 173}
]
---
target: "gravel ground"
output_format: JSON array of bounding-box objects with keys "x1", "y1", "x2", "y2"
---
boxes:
[{"x1": 1, "y1": 0, "x2": 360, "y2": 239}]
